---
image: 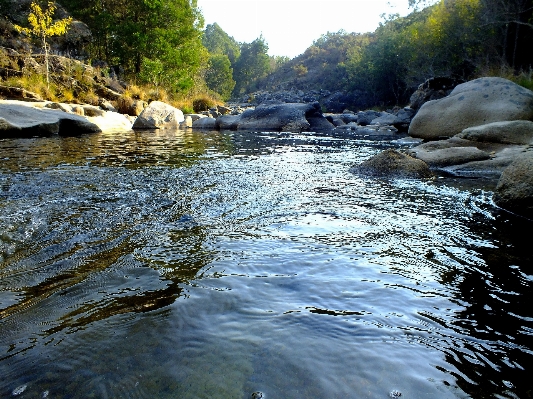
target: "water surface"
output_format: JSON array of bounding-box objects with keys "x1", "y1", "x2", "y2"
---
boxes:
[{"x1": 0, "y1": 129, "x2": 532, "y2": 398}]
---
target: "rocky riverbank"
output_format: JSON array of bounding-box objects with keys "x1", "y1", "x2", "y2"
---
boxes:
[{"x1": 2, "y1": 74, "x2": 533, "y2": 219}]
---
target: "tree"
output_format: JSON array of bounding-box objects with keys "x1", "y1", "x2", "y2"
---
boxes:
[
  {"x1": 205, "y1": 54, "x2": 235, "y2": 100},
  {"x1": 232, "y1": 36, "x2": 271, "y2": 95},
  {"x1": 202, "y1": 23, "x2": 240, "y2": 65},
  {"x1": 61, "y1": 0, "x2": 208, "y2": 94},
  {"x1": 14, "y1": 1, "x2": 72, "y2": 87}
]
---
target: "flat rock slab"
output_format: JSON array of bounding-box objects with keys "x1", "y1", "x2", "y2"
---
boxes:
[
  {"x1": 411, "y1": 146, "x2": 491, "y2": 167},
  {"x1": 409, "y1": 77, "x2": 533, "y2": 140},
  {"x1": 457, "y1": 120, "x2": 533, "y2": 145},
  {"x1": 0, "y1": 100, "x2": 101, "y2": 137}
]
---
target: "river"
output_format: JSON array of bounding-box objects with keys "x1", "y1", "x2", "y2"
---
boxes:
[{"x1": 0, "y1": 129, "x2": 531, "y2": 398}]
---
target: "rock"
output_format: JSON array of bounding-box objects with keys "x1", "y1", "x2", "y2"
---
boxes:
[
  {"x1": 408, "y1": 138, "x2": 492, "y2": 167},
  {"x1": 409, "y1": 76, "x2": 463, "y2": 111},
  {"x1": 0, "y1": 100, "x2": 101, "y2": 137},
  {"x1": 371, "y1": 112, "x2": 397, "y2": 125},
  {"x1": 217, "y1": 105, "x2": 232, "y2": 115},
  {"x1": 185, "y1": 114, "x2": 206, "y2": 122},
  {"x1": 394, "y1": 107, "x2": 415, "y2": 131},
  {"x1": 409, "y1": 77, "x2": 533, "y2": 140},
  {"x1": 81, "y1": 105, "x2": 105, "y2": 117},
  {"x1": 0, "y1": 85, "x2": 43, "y2": 101},
  {"x1": 408, "y1": 137, "x2": 527, "y2": 177},
  {"x1": 357, "y1": 110, "x2": 381, "y2": 126},
  {"x1": 99, "y1": 100, "x2": 117, "y2": 112},
  {"x1": 340, "y1": 113, "x2": 358, "y2": 124},
  {"x1": 216, "y1": 115, "x2": 241, "y2": 130},
  {"x1": 457, "y1": 120, "x2": 533, "y2": 145},
  {"x1": 335, "y1": 123, "x2": 398, "y2": 136},
  {"x1": 493, "y1": 151, "x2": 533, "y2": 217},
  {"x1": 132, "y1": 101, "x2": 184, "y2": 129},
  {"x1": 192, "y1": 117, "x2": 217, "y2": 130},
  {"x1": 351, "y1": 149, "x2": 432, "y2": 178},
  {"x1": 45, "y1": 102, "x2": 72, "y2": 113},
  {"x1": 180, "y1": 115, "x2": 193, "y2": 128},
  {"x1": 85, "y1": 110, "x2": 132, "y2": 133},
  {"x1": 325, "y1": 115, "x2": 346, "y2": 127},
  {"x1": 413, "y1": 146, "x2": 491, "y2": 167},
  {"x1": 235, "y1": 102, "x2": 333, "y2": 132}
]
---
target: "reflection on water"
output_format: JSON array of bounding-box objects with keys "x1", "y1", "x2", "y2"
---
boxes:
[{"x1": 0, "y1": 129, "x2": 531, "y2": 398}]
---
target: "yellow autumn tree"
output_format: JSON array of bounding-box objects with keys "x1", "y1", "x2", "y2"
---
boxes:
[{"x1": 14, "y1": 2, "x2": 72, "y2": 87}]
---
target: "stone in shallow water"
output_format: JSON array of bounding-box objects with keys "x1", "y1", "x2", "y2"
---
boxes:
[{"x1": 351, "y1": 149, "x2": 432, "y2": 178}]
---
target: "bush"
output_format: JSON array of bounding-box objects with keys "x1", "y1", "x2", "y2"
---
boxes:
[{"x1": 192, "y1": 96, "x2": 214, "y2": 112}]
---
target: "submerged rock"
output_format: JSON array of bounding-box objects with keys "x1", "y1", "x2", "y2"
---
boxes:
[{"x1": 351, "y1": 149, "x2": 432, "y2": 178}]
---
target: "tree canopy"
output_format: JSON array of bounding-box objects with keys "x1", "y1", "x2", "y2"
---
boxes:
[{"x1": 61, "y1": 0, "x2": 207, "y2": 93}]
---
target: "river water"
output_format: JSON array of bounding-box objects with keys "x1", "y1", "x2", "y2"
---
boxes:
[{"x1": 0, "y1": 129, "x2": 531, "y2": 399}]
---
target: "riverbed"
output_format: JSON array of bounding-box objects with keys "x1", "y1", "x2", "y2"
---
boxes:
[{"x1": 0, "y1": 129, "x2": 531, "y2": 398}]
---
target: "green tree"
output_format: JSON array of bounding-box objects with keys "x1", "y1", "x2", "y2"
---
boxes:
[
  {"x1": 14, "y1": 1, "x2": 72, "y2": 87},
  {"x1": 205, "y1": 53, "x2": 235, "y2": 100},
  {"x1": 61, "y1": 0, "x2": 207, "y2": 94},
  {"x1": 233, "y1": 36, "x2": 271, "y2": 95},
  {"x1": 202, "y1": 23, "x2": 240, "y2": 65}
]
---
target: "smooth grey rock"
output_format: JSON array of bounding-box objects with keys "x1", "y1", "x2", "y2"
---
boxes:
[
  {"x1": 351, "y1": 149, "x2": 432, "y2": 178},
  {"x1": 192, "y1": 117, "x2": 216, "y2": 130},
  {"x1": 494, "y1": 151, "x2": 533, "y2": 217},
  {"x1": 409, "y1": 77, "x2": 533, "y2": 140},
  {"x1": 371, "y1": 112, "x2": 397, "y2": 125},
  {"x1": 357, "y1": 110, "x2": 381, "y2": 126},
  {"x1": 235, "y1": 102, "x2": 332, "y2": 132},
  {"x1": 457, "y1": 120, "x2": 533, "y2": 145},
  {"x1": 132, "y1": 101, "x2": 184, "y2": 129},
  {"x1": 411, "y1": 146, "x2": 491, "y2": 167},
  {"x1": 216, "y1": 115, "x2": 241, "y2": 130},
  {"x1": 0, "y1": 100, "x2": 101, "y2": 137}
]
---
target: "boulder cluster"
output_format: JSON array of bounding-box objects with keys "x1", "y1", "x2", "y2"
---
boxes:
[{"x1": 358, "y1": 77, "x2": 533, "y2": 218}]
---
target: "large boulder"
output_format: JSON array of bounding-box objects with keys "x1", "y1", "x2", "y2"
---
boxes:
[
  {"x1": 409, "y1": 77, "x2": 533, "y2": 140},
  {"x1": 132, "y1": 101, "x2": 184, "y2": 129},
  {"x1": 234, "y1": 102, "x2": 333, "y2": 132},
  {"x1": 493, "y1": 151, "x2": 533, "y2": 217},
  {"x1": 192, "y1": 117, "x2": 216, "y2": 130},
  {"x1": 350, "y1": 149, "x2": 432, "y2": 178},
  {"x1": 0, "y1": 100, "x2": 101, "y2": 137},
  {"x1": 456, "y1": 120, "x2": 533, "y2": 145}
]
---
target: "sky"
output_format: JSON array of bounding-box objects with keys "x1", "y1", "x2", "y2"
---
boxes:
[{"x1": 197, "y1": 0, "x2": 428, "y2": 58}]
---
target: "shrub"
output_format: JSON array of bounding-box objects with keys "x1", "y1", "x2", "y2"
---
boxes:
[{"x1": 192, "y1": 96, "x2": 214, "y2": 112}]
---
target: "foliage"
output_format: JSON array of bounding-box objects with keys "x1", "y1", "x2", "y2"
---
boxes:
[
  {"x1": 192, "y1": 96, "x2": 215, "y2": 112},
  {"x1": 202, "y1": 23, "x2": 240, "y2": 65},
  {"x1": 14, "y1": 2, "x2": 72, "y2": 87},
  {"x1": 205, "y1": 54, "x2": 235, "y2": 101},
  {"x1": 232, "y1": 36, "x2": 271, "y2": 95},
  {"x1": 61, "y1": 0, "x2": 207, "y2": 95}
]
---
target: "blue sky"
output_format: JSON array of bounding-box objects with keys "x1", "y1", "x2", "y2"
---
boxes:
[{"x1": 197, "y1": 0, "x2": 435, "y2": 58}]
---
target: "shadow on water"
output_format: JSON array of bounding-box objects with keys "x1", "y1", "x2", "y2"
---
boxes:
[{"x1": 437, "y1": 210, "x2": 533, "y2": 399}]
